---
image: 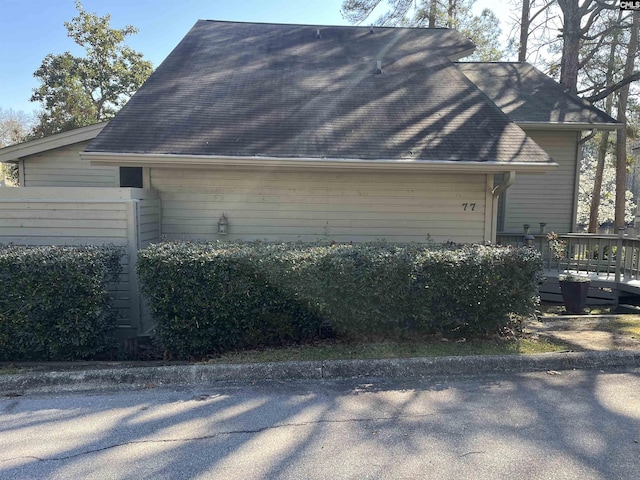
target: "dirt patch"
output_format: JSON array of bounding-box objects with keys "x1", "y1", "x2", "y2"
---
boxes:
[{"x1": 527, "y1": 316, "x2": 640, "y2": 352}]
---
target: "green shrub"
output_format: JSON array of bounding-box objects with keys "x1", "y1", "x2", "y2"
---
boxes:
[
  {"x1": 0, "y1": 245, "x2": 123, "y2": 361},
  {"x1": 412, "y1": 244, "x2": 542, "y2": 335},
  {"x1": 137, "y1": 242, "x2": 322, "y2": 358},
  {"x1": 138, "y1": 241, "x2": 542, "y2": 358}
]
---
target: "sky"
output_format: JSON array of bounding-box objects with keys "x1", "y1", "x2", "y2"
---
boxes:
[{"x1": 0, "y1": 0, "x2": 511, "y2": 116}]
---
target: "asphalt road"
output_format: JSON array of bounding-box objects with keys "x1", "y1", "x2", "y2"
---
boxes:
[{"x1": 1, "y1": 368, "x2": 639, "y2": 479}]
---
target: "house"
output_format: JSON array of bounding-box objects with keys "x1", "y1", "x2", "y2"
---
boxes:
[
  {"x1": 0, "y1": 20, "x2": 620, "y2": 336},
  {"x1": 456, "y1": 63, "x2": 620, "y2": 234}
]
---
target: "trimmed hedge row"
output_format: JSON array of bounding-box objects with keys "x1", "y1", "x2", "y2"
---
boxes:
[
  {"x1": 137, "y1": 242, "x2": 322, "y2": 358},
  {"x1": 138, "y1": 241, "x2": 542, "y2": 358},
  {"x1": 0, "y1": 245, "x2": 123, "y2": 361}
]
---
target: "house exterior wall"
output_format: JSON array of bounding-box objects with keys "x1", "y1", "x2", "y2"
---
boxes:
[
  {"x1": 21, "y1": 141, "x2": 118, "y2": 187},
  {"x1": 501, "y1": 129, "x2": 579, "y2": 234},
  {"x1": 149, "y1": 168, "x2": 491, "y2": 244}
]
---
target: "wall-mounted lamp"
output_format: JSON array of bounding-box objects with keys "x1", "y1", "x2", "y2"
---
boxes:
[
  {"x1": 525, "y1": 233, "x2": 535, "y2": 247},
  {"x1": 523, "y1": 224, "x2": 535, "y2": 247},
  {"x1": 217, "y1": 213, "x2": 228, "y2": 235}
]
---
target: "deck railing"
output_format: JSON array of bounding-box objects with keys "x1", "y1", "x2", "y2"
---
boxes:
[{"x1": 497, "y1": 230, "x2": 640, "y2": 283}]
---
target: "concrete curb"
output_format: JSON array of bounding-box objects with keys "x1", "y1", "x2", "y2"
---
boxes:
[{"x1": 1, "y1": 350, "x2": 639, "y2": 394}]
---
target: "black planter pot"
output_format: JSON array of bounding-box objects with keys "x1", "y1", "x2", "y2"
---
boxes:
[{"x1": 559, "y1": 280, "x2": 591, "y2": 314}]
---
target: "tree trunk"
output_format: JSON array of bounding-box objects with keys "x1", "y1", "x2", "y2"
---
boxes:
[
  {"x1": 614, "y1": 11, "x2": 639, "y2": 229},
  {"x1": 558, "y1": 0, "x2": 582, "y2": 93},
  {"x1": 588, "y1": 19, "x2": 621, "y2": 233},
  {"x1": 447, "y1": 0, "x2": 456, "y2": 28},
  {"x1": 588, "y1": 131, "x2": 609, "y2": 232},
  {"x1": 519, "y1": 0, "x2": 531, "y2": 62},
  {"x1": 428, "y1": 0, "x2": 437, "y2": 28}
]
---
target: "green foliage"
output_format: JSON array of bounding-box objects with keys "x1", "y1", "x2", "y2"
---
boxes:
[
  {"x1": 138, "y1": 241, "x2": 542, "y2": 358},
  {"x1": 411, "y1": 244, "x2": 542, "y2": 335},
  {"x1": 0, "y1": 245, "x2": 123, "y2": 360},
  {"x1": 137, "y1": 242, "x2": 322, "y2": 358},
  {"x1": 30, "y1": 1, "x2": 153, "y2": 137}
]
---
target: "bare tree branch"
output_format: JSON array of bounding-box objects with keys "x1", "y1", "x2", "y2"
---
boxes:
[
  {"x1": 529, "y1": 0, "x2": 556, "y2": 24},
  {"x1": 586, "y1": 71, "x2": 640, "y2": 102}
]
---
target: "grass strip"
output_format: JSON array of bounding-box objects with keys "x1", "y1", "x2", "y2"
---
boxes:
[{"x1": 204, "y1": 336, "x2": 569, "y2": 364}]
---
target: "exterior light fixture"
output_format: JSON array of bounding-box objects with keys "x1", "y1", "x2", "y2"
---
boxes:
[
  {"x1": 523, "y1": 224, "x2": 535, "y2": 247},
  {"x1": 217, "y1": 213, "x2": 228, "y2": 235}
]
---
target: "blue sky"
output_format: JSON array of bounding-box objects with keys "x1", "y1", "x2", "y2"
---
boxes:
[{"x1": 0, "y1": 0, "x2": 506, "y2": 115}]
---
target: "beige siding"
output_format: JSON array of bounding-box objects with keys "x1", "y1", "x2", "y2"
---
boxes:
[
  {"x1": 134, "y1": 198, "x2": 161, "y2": 335},
  {"x1": 137, "y1": 198, "x2": 161, "y2": 248},
  {"x1": 150, "y1": 169, "x2": 489, "y2": 244},
  {"x1": 22, "y1": 141, "x2": 118, "y2": 187},
  {"x1": 502, "y1": 130, "x2": 578, "y2": 233},
  {"x1": 0, "y1": 201, "x2": 129, "y2": 245}
]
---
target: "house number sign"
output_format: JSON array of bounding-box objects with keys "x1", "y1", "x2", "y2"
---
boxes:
[{"x1": 462, "y1": 203, "x2": 476, "y2": 211}]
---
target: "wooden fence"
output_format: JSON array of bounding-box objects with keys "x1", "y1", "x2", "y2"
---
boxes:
[{"x1": 0, "y1": 187, "x2": 160, "y2": 338}]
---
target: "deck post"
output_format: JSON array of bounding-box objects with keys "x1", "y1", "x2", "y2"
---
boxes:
[{"x1": 614, "y1": 227, "x2": 625, "y2": 305}]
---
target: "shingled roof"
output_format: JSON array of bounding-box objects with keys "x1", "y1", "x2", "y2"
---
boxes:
[
  {"x1": 456, "y1": 62, "x2": 620, "y2": 128},
  {"x1": 87, "y1": 20, "x2": 555, "y2": 166}
]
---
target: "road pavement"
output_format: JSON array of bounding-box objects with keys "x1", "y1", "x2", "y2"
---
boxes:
[{"x1": 1, "y1": 368, "x2": 639, "y2": 479}]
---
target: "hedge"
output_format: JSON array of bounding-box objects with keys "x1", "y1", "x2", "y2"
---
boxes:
[
  {"x1": 137, "y1": 241, "x2": 542, "y2": 358},
  {"x1": 137, "y1": 242, "x2": 322, "y2": 358},
  {"x1": 0, "y1": 245, "x2": 123, "y2": 361}
]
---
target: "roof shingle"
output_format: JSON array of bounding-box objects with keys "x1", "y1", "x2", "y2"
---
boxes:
[
  {"x1": 456, "y1": 62, "x2": 619, "y2": 127},
  {"x1": 88, "y1": 20, "x2": 555, "y2": 165}
]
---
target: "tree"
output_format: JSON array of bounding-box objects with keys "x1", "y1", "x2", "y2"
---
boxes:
[
  {"x1": 614, "y1": 11, "x2": 639, "y2": 229},
  {"x1": 0, "y1": 108, "x2": 33, "y2": 148},
  {"x1": 30, "y1": 1, "x2": 153, "y2": 137},
  {"x1": 577, "y1": 141, "x2": 635, "y2": 228},
  {"x1": 508, "y1": 0, "x2": 557, "y2": 62},
  {"x1": 341, "y1": 0, "x2": 503, "y2": 60},
  {"x1": 509, "y1": 1, "x2": 638, "y2": 231},
  {"x1": 588, "y1": 9, "x2": 622, "y2": 233},
  {"x1": 0, "y1": 108, "x2": 34, "y2": 185}
]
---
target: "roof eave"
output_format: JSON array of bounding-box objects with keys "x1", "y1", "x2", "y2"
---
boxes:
[
  {"x1": 449, "y1": 47, "x2": 476, "y2": 61},
  {"x1": 0, "y1": 122, "x2": 108, "y2": 163},
  {"x1": 82, "y1": 152, "x2": 558, "y2": 173},
  {"x1": 516, "y1": 121, "x2": 623, "y2": 131}
]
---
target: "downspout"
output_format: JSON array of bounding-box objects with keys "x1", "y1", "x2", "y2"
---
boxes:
[
  {"x1": 572, "y1": 129, "x2": 597, "y2": 232},
  {"x1": 491, "y1": 171, "x2": 516, "y2": 242},
  {"x1": 578, "y1": 129, "x2": 597, "y2": 145},
  {"x1": 18, "y1": 159, "x2": 25, "y2": 186}
]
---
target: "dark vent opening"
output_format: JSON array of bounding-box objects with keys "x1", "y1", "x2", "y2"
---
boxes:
[{"x1": 120, "y1": 167, "x2": 143, "y2": 188}]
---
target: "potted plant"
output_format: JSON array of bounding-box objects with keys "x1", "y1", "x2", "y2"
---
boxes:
[
  {"x1": 558, "y1": 273, "x2": 591, "y2": 314},
  {"x1": 547, "y1": 232, "x2": 591, "y2": 314}
]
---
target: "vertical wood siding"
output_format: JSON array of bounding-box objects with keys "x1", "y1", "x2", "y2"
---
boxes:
[
  {"x1": 22, "y1": 141, "x2": 118, "y2": 187},
  {"x1": 150, "y1": 169, "x2": 489, "y2": 244},
  {"x1": 502, "y1": 130, "x2": 578, "y2": 233}
]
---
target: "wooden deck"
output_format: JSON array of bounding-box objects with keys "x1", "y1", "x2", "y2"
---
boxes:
[{"x1": 498, "y1": 231, "x2": 640, "y2": 306}]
